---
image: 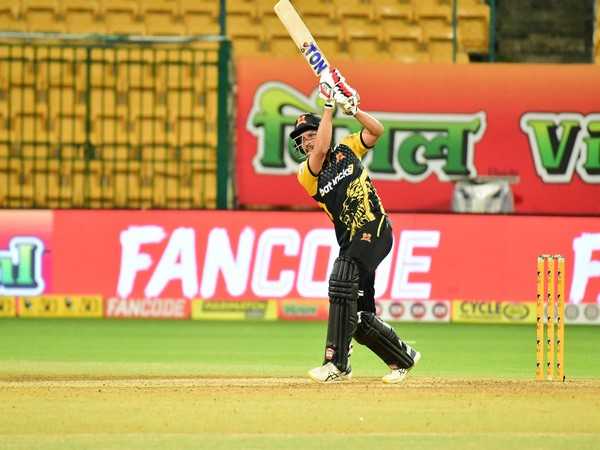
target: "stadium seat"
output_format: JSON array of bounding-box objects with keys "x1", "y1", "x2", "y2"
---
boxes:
[
  {"x1": 229, "y1": 27, "x2": 268, "y2": 55},
  {"x1": 12, "y1": 112, "x2": 50, "y2": 145},
  {"x1": 63, "y1": 1, "x2": 104, "y2": 34},
  {"x1": 343, "y1": 27, "x2": 383, "y2": 60},
  {"x1": 143, "y1": 2, "x2": 184, "y2": 36},
  {"x1": 0, "y1": 2, "x2": 24, "y2": 31},
  {"x1": 382, "y1": 23, "x2": 427, "y2": 62},
  {"x1": 180, "y1": 0, "x2": 219, "y2": 18},
  {"x1": 102, "y1": 0, "x2": 145, "y2": 35},
  {"x1": 131, "y1": 114, "x2": 169, "y2": 146},
  {"x1": 191, "y1": 162, "x2": 216, "y2": 207},
  {"x1": 90, "y1": 112, "x2": 127, "y2": 145},
  {"x1": 336, "y1": 0, "x2": 376, "y2": 31},
  {"x1": 413, "y1": 0, "x2": 452, "y2": 22},
  {"x1": 457, "y1": 1, "x2": 489, "y2": 53},
  {"x1": 373, "y1": 0, "x2": 414, "y2": 25},
  {"x1": 183, "y1": 10, "x2": 219, "y2": 35},
  {"x1": 22, "y1": 0, "x2": 65, "y2": 33},
  {"x1": 423, "y1": 25, "x2": 454, "y2": 62}
]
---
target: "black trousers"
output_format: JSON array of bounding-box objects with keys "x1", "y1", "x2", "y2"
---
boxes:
[{"x1": 341, "y1": 215, "x2": 393, "y2": 313}]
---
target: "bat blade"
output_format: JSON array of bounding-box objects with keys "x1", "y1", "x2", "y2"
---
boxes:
[{"x1": 273, "y1": 0, "x2": 330, "y2": 77}]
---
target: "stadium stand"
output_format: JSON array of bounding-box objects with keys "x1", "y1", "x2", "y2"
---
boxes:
[
  {"x1": 0, "y1": 1, "x2": 487, "y2": 61},
  {"x1": 0, "y1": 0, "x2": 492, "y2": 209}
]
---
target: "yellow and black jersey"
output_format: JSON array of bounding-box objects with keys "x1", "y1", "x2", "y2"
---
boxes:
[{"x1": 297, "y1": 131, "x2": 386, "y2": 250}]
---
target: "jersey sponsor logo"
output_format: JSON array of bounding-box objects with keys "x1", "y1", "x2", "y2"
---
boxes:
[
  {"x1": 319, "y1": 164, "x2": 354, "y2": 196},
  {"x1": 335, "y1": 152, "x2": 346, "y2": 163},
  {"x1": 360, "y1": 232, "x2": 372, "y2": 243}
]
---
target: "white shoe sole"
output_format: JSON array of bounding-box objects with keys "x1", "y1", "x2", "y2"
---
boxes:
[{"x1": 382, "y1": 351, "x2": 422, "y2": 384}]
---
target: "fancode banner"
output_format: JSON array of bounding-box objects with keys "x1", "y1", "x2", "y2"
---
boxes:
[
  {"x1": 17, "y1": 295, "x2": 103, "y2": 318},
  {"x1": 191, "y1": 300, "x2": 277, "y2": 321},
  {"x1": 104, "y1": 298, "x2": 190, "y2": 320},
  {"x1": 48, "y1": 210, "x2": 600, "y2": 304},
  {"x1": 236, "y1": 58, "x2": 600, "y2": 214},
  {"x1": 376, "y1": 299, "x2": 451, "y2": 323}
]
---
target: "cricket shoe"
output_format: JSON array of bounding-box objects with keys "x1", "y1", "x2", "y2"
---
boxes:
[
  {"x1": 382, "y1": 347, "x2": 421, "y2": 384},
  {"x1": 308, "y1": 362, "x2": 352, "y2": 383}
]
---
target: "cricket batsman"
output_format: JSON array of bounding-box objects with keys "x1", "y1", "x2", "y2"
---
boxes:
[{"x1": 291, "y1": 68, "x2": 421, "y2": 383}]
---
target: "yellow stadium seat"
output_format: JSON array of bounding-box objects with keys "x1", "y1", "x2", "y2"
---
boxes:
[
  {"x1": 344, "y1": 27, "x2": 383, "y2": 60},
  {"x1": 0, "y1": 113, "x2": 7, "y2": 143},
  {"x1": 373, "y1": 0, "x2": 413, "y2": 25},
  {"x1": 184, "y1": 11, "x2": 219, "y2": 35},
  {"x1": 131, "y1": 114, "x2": 169, "y2": 145},
  {"x1": 457, "y1": 18, "x2": 488, "y2": 53},
  {"x1": 191, "y1": 162, "x2": 216, "y2": 207},
  {"x1": 99, "y1": 145, "x2": 129, "y2": 161},
  {"x1": 63, "y1": 0, "x2": 104, "y2": 34},
  {"x1": 427, "y1": 31, "x2": 454, "y2": 62},
  {"x1": 180, "y1": 0, "x2": 219, "y2": 18},
  {"x1": 227, "y1": 10, "x2": 259, "y2": 36},
  {"x1": 143, "y1": 2, "x2": 184, "y2": 36},
  {"x1": 383, "y1": 23, "x2": 427, "y2": 62},
  {"x1": 90, "y1": 113, "x2": 127, "y2": 144},
  {"x1": 423, "y1": 20, "x2": 454, "y2": 62},
  {"x1": 11, "y1": 111, "x2": 49, "y2": 143},
  {"x1": 457, "y1": 1, "x2": 489, "y2": 53},
  {"x1": 230, "y1": 28, "x2": 268, "y2": 55},
  {"x1": 0, "y1": 2, "x2": 25, "y2": 31},
  {"x1": 413, "y1": 0, "x2": 452, "y2": 22},
  {"x1": 23, "y1": 0, "x2": 65, "y2": 33},
  {"x1": 103, "y1": 0, "x2": 145, "y2": 35},
  {"x1": 333, "y1": 0, "x2": 375, "y2": 22},
  {"x1": 50, "y1": 113, "x2": 85, "y2": 143},
  {"x1": 297, "y1": 0, "x2": 337, "y2": 21}
]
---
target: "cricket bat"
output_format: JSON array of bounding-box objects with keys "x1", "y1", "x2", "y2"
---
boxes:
[{"x1": 273, "y1": 0, "x2": 330, "y2": 77}]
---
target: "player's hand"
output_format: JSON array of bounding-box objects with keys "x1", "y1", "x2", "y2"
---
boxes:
[
  {"x1": 319, "y1": 79, "x2": 336, "y2": 110},
  {"x1": 339, "y1": 92, "x2": 360, "y2": 116},
  {"x1": 318, "y1": 67, "x2": 346, "y2": 100},
  {"x1": 333, "y1": 82, "x2": 360, "y2": 116}
]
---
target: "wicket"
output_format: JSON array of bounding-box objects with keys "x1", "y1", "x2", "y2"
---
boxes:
[{"x1": 536, "y1": 255, "x2": 565, "y2": 381}]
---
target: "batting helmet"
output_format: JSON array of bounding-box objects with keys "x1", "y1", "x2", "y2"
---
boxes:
[{"x1": 288, "y1": 113, "x2": 321, "y2": 161}]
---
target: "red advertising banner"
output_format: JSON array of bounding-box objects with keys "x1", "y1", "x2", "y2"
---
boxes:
[
  {"x1": 236, "y1": 58, "x2": 600, "y2": 214},
  {"x1": 51, "y1": 210, "x2": 600, "y2": 304},
  {"x1": 0, "y1": 210, "x2": 52, "y2": 296}
]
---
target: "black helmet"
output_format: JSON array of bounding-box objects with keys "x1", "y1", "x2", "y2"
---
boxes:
[{"x1": 288, "y1": 113, "x2": 321, "y2": 161}]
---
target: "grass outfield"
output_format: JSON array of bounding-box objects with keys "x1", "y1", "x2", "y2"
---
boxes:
[{"x1": 0, "y1": 319, "x2": 599, "y2": 450}]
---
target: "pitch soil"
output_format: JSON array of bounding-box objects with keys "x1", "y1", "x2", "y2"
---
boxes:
[{"x1": 2, "y1": 377, "x2": 600, "y2": 428}]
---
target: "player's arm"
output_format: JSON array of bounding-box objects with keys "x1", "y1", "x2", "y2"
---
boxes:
[
  {"x1": 354, "y1": 109, "x2": 384, "y2": 148},
  {"x1": 307, "y1": 96, "x2": 335, "y2": 175}
]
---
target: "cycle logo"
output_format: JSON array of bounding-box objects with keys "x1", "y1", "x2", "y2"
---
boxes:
[{"x1": 0, "y1": 237, "x2": 45, "y2": 296}]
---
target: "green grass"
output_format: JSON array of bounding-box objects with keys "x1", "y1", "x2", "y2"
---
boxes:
[{"x1": 0, "y1": 319, "x2": 599, "y2": 379}]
